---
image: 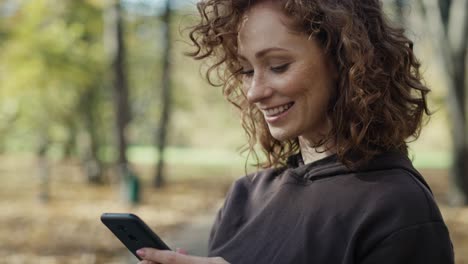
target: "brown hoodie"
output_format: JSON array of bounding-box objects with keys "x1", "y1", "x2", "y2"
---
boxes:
[{"x1": 208, "y1": 151, "x2": 454, "y2": 264}]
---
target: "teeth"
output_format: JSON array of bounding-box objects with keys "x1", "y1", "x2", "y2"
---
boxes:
[{"x1": 264, "y1": 103, "x2": 293, "y2": 117}]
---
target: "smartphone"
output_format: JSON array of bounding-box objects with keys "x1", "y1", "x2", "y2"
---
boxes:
[{"x1": 101, "y1": 213, "x2": 172, "y2": 260}]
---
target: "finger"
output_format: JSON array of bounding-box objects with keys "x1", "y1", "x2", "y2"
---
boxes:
[
  {"x1": 176, "y1": 248, "x2": 188, "y2": 255},
  {"x1": 138, "y1": 261, "x2": 157, "y2": 264},
  {"x1": 139, "y1": 248, "x2": 223, "y2": 264}
]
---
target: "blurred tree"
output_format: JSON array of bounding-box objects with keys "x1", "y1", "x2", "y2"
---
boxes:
[
  {"x1": 417, "y1": 0, "x2": 468, "y2": 205},
  {"x1": 64, "y1": 0, "x2": 108, "y2": 183},
  {"x1": 394, "y1": 0, "x2": 406, "y2": 24},
  {"x1": 153, "y1": 0, "x2": 173, "y2": 188},
  {"x1": 0, "y1": 0, "x2": 246, "y2": 179},
  {"x1": 105, "y1": 0, "x2": 140, "y2": 203},
  {"x1": 0, "y1": 0, "x2": 109, "y2": 183},
  {"x1": 79, "y1": 85, "x2": 105, "y2": 184},
  {"x1": 37, "y1": 132, "x2": 50, "y2": 203},
  {"x1": 0, "y1": 101, "x2": 19, "y2": 154}
]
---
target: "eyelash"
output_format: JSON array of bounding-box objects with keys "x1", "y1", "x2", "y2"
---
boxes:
[
  {"x1": 240, "y1": 63, "x2": 290, "y2": 77},
  {"x1": 240, "y1": 69, "x2": 254, "y2": 77},
  {"x1": 271, "y1": 63, "x2": 290, "y2": 73}
]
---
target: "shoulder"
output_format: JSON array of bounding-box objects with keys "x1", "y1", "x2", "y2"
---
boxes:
[
  {"x1": 225, "y1": 166, "x2": 281, "y2": 191},
  {"x1": 342, "y1": 168, "x2": 452, "y2": 259},
  {"x1": 228, "y1": 166, "x2": 287, "y2": 190},
  {"x1": 346, "y1": 168, "x2": 450, "y2": 251},
  {"x1": 352, "y1": 168, "x2": 442, "y2": 222},
  {"x1": 214, "y1": 167, "x2": 285, "y2": 222},
  {"x1": 222, "y1": 167, "x2": 287, "y2": 204},
  {"x1": 351, "y1": 170, "x2": 454, "y2": 262},
  {"x1": 309, "y1": 166, "x2": 444, "y2": 229},
  {"x1": 247, "y1": 166, "x2": 286, "y2": 182}
]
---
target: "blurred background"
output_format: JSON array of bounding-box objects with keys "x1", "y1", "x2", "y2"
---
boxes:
[{"x1": 0, "y1": 0, "x2": 466, "y2": 263}]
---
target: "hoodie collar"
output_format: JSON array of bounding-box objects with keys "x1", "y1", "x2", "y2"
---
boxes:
[{"x1": 286, "y1": 151, "x2": 433, "y2": 194}]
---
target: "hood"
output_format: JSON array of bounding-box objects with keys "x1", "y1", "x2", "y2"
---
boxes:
[{"x1": 286, "y1": 151, "x2": 433, "y2": 194}]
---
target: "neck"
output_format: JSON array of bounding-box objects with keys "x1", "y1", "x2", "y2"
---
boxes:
[{"x1": 299, "y1": 136, "x2": 335, "y2": 164}]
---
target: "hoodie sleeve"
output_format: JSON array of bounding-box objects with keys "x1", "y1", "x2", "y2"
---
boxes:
[{"x1": 359, "y1": 221, "x2": 454, "y2": 264}]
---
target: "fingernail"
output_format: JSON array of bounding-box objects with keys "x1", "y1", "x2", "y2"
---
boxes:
[{"x1": 136, "y1": 249, "x2": 145, "y2": 257}]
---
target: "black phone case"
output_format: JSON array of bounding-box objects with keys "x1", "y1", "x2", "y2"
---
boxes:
[{"x1": 101, "y1": 213, "x2": 171, "y2": 260}]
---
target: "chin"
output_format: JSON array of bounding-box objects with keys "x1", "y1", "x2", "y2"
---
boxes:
[{"x1": 269, "y1": 128, "x2": 297, "y2": 142}]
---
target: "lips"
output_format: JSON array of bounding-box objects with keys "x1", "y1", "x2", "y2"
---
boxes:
[{"x1": 262, "y1": 102, "x2": 294, "y2": 117}]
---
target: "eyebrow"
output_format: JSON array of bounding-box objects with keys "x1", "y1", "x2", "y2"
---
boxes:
[{"x1": 237, "y1": 47, "x2": 289, "y2": 61}]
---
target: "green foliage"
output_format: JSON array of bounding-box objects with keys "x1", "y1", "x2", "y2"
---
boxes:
[
  {"x1": 0, "y1": 0, "x2": 453, "y2": 168},
  {"x1": 0, "y1": 0, "x2": 245, "y2": 160},
  {"x1": 0, "y1": 0, "x2": 109, "y2": 153}
]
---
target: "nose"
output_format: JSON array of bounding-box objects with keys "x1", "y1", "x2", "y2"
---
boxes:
[{"x1": 246, "y1": 74, "x2": 273, "y2": 104}]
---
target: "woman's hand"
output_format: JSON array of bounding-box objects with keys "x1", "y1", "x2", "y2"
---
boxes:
[{"x1": 136, "y1": 248, "x2": 229, "y2": 264}]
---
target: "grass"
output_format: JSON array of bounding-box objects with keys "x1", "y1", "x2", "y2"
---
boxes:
[
  {"x1": 410, "y1": 150, "x2": 452, "y2": 169},
  {"x1": 125, "y1": 146, "x2": 452, "y2": 169},
  {"x1": 127, "y1": 146, "x2": 245, "y2": 167}
]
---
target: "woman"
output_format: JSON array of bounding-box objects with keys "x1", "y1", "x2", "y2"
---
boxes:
[{"x1": 137, "y1": 0, "x2": 454, "y2": 263}]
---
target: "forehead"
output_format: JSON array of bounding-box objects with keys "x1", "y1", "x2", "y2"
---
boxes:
[
  {"x1": 239, "y1": 2, "x2": 295, "y2": 35},
  {"x1": 237, "y1": 2, "x2": 306, "y2": 56}
]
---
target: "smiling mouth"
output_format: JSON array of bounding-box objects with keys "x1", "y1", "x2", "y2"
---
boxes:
[{"x1": 263, "y1": 102, "x2": 294, "y2": 117}]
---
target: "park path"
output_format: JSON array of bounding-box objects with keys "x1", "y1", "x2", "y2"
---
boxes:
[{"x1": 164, "y1": 203, "x2": 222, "y2": 256}]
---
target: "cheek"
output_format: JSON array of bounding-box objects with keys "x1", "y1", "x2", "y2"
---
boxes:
[
  {"x1": 273, "y1": 74, "x2": 308, "y2": 96},
  {"x1": 241, "y1": 78, "x2": 251, "y2": 97},
  {"x1": 241, "y1": 81, "x2": 248, "y2": 93}
]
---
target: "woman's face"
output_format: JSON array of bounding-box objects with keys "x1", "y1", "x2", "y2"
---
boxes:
[{"x1": 238, "y1": 2, "x2": 337, "y2": 143}]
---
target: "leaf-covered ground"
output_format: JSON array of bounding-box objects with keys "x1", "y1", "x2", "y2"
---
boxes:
[{"x1": 0, "y1": 156, "x2": 466, "y2": 263}]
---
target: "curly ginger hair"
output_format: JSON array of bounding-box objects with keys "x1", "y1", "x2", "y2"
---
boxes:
[{"x1": 187, "y1": 0, "x2": 430, "y2": 169}]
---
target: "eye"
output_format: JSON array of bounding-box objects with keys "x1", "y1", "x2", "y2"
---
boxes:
[
  {"x1": 240, "y1": 68, "x2": 254, "y2": 77},
  {"x1": 270, "y1": 63, "x2": 290, "y2": 73}
]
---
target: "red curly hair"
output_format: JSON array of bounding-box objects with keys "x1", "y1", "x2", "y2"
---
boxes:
[{"x1": 187, "y1": 0, "x2": 430, "y2": 168}]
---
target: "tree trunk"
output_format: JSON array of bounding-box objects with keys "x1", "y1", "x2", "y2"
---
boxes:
[
  {"x1": 105, "y1": 0, "x2": 138, "y2": 203},
  {"x1": 63, "y1": 118, "x2": 77, "y2": 159},
  {"x1": 154, "y1": 0, "x2": 173, "y2": 188},
  {"x1": 447, "y1": 0, "x2": 468, "y2": 204},
  {"x1": 37, "y1": 134, "x2": 50, "y2": 203},
  {"x1": 437, "y1": 0, "x2": 451, "y2": 31},
  {"x1": 105, "y1": 0, "x2": 130, "y2": 166},
  {"x1": 108, "y1": 0, "x2": 130, "y2": 166},
  {"x1": 81, "y1": 87, "x2": 104, "y2": 184},
  {"x1": 417, "y1": 0, "x2": 468, "y2": 205}
]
